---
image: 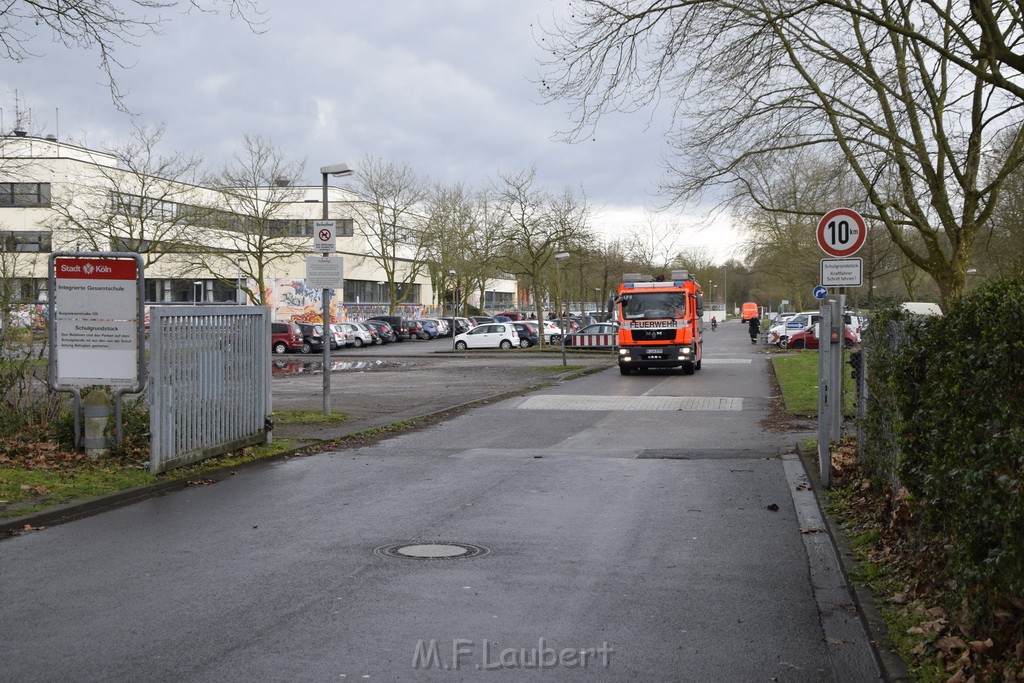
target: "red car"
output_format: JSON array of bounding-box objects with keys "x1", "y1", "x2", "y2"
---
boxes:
[{"x1": 786, "y1": 324, "x2": 857, "y2": 349}]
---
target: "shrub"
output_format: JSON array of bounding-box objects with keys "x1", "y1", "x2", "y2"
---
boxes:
[{"x1": 863, "y1": 281, "x2": 1024, "y2": 627}]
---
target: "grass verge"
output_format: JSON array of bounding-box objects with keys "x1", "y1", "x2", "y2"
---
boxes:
[{"x1": 770, "y1": 350, "x2": 855, "y2": 416}]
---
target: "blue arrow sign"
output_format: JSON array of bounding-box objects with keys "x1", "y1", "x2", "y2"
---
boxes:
[{"x1": 813, "y1": 285, "x2": 828, "y2": 300}]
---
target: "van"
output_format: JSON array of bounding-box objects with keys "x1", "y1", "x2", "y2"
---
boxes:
[
  {"x1": 741, "y1": 302, "x2": 759, "y2": 322},
  {"x1": 901, "y1": 302, "x2": 943, "y2": 317}
]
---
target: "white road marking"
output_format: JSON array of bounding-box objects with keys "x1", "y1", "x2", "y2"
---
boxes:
[{"x1": 516, "y1": 395, "x2": 743, "y2": 411}]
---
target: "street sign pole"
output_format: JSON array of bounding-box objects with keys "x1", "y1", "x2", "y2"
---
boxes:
[
  {"x1": 817, "y1": 300, "x2": 833, "y2": 487},
  {"x1": 315, "y1": 219, "x2": 337, "y2": 416}
]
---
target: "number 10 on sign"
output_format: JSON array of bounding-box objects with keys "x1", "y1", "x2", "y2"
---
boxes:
[{"x1": 816, "y1": 208, "x2": 867, "y2": 258}]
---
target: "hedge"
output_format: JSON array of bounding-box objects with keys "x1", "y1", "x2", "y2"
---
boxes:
[{"x1": 862, "y1": 281, "x2": 1024, "y2": 625}]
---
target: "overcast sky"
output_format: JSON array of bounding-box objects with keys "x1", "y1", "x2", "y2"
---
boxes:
[{"x1": 2, "y1": 0, "x2": 741, "y2": 262}]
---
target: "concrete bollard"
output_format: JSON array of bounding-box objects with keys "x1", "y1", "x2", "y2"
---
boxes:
[{"x1": 82, "y1": 389, "x2": 112, "y2": 458}]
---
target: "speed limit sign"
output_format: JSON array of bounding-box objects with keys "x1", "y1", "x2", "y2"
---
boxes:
[{"x1": 816, "y1": 208, "x2": 866, "y2": 257}]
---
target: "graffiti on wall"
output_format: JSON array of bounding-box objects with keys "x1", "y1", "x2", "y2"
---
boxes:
[{"x1": 264, "y1": 278, "x2": 440, "y2": 323}]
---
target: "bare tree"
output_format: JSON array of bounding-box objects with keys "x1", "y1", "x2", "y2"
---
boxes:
[
  {"x1": 1, "y1": 0, "x2": 265, "y2": 111},
  {"x1": 47, "y1": 123, "x2": 203, "y2": 267},
  {"x1": 493, "y1": 168, "x2": 593, "y2": 335},
  {"x1": 347, "y1": 156, "x2": 430, "y2": 315},
  {"x1": 191, "y1": 134, "x2": 305, "y2": 307},
  {"x1": 623, "y1": 211, "x2": 684, "y2": 274},
  {"x1": 539, "y1": 1, "x2": 1024, "y2": 310}
]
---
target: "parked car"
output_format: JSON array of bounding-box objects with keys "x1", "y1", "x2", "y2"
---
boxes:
[
  {"x1": 422, "y1": 317, "x2": 450, "y2": 337},
  {"x1": 328, "y1": 324, "x2": 347, "y2": 348},
  {"x1": 358, "y1": 322, "x2": 381, "y2": 345},
  {"x1": 454, "y1": 322, "x2": 520, "y2": 350},
  {"x1": 271, "y1": 321, "x2": 303, "y2": 354},
  {"x1": 296, "y1": 322, "x2": 330, "y2": 354},
  {"x1": 511, "y1": 321, "x2": 540, "y2": 348},
  {"x1": 367, "y1": 315, "x2": 409, "y2": 341},
  {"x1": 362, "y1": 319, "x2": 394, "y2": 344},
  {"x1": 470, "y1": 316, "x2": 495, "y2": 325},
  {"x1": 493, "y1": 315, "x2": 512, "y2": 323},
  {"x1": 416, "y1": 319, "x2": 440, "y2": 339},
  {"x1": 335, "y1": 322, "x2": 374, "y2": 347},
  {"x1": 524, "y1": 319, "x2": 565, "y2": 344},
  {"x1": 497, "y1": 311, "x2": 525, "y2": 321},
  {"x1": 564, "y1": 322, "x2": 619, "y2": 348},
  {"x1": 406, "y1": 319, "x2": 428, "y2": 340},
  {"x1": 452, "y1": 317, "x2": 473, "y2": 335},
  {"x1": 767, "y1": 311, "x2": 862, "y2": 347},
  {"x1": 786, "y1": 323, "x2": 858, "y2": 349}
]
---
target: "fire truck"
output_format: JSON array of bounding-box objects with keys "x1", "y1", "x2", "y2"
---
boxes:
[{"x1": 614, "y1": 271, "x2": 704, "y2": 375}]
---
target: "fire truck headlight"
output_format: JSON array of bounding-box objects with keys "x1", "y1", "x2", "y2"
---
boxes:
[
  {"x1": 680, "y1": 347, "x2": 692, "y2": 355},
  {"x1": 618, "y1": 348, "x2": 629, "y2": 356}
]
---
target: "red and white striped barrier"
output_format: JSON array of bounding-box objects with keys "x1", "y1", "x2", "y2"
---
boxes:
[{"x1": 567, "y1": 334, "x2": 618, "y2": 348}]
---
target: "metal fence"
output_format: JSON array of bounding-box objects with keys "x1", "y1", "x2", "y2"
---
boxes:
[{"x1": 148, "y1": 306, "x2": 271, "y2": 474}]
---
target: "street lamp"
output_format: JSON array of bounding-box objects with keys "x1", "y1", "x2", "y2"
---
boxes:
[
  {"x1": 449, "y1": 269, "x2": 457, "y2": 351},
  {"x1": 320, "y1": 162, "x2": 354, "y2": 416},
  {"x1": 555, "y1": 252, "x2": 570, "y2": 367}
]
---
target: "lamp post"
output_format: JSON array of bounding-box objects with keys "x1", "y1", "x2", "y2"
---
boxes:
[
  {"x1": 320, "y1": 162, "x2": 353, "y2": 416},
  {"x1": 449, "y1": 269, "x2": 457, "y2": 351},
  {"x1": 555, "y1": 252, "x2": 570, "y2": 367}
]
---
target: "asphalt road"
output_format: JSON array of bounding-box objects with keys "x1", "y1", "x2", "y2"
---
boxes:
[{"x1": 1, "y1": 324, "x2": 881, "y2": 681}]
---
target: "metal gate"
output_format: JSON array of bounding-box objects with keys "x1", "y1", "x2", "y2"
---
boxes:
[{"x1": 148, "y1": 306, "x2": 271, "y2": 474}]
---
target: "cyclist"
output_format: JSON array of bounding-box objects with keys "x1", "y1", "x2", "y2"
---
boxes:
[{"x1": 710, "y1": 316, "x2": 718, "y2": 331}]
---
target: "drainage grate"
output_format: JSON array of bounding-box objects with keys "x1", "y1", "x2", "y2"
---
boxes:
[{"x1": 375, "y1": 542, "x2": 489, "y2": 561}]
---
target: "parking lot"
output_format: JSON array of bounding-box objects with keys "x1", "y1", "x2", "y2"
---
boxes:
[{"x1": 270, "y1": 338, "x2": 616, "y2": 440}]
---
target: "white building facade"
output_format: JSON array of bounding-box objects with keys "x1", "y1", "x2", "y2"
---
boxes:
[{"x1": 0, "y1": 134, "x2": 516, "y2": 324}]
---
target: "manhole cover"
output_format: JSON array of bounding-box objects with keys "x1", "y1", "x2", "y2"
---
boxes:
[{"x1": 375, "y1": 542, "x2": 489, "y2": 561}]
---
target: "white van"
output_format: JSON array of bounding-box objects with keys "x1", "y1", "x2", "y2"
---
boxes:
[{"x1": 901, "y1": 302, "x2": 943, "y2": 316}]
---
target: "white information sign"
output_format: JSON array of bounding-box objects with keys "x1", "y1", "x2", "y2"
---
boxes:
[
  {"x1": 313, "y1": 220, "x2": 337, "y2": 253},
  {"x1": 820, "y1": 258, "x2": 863, "y2": 287},
  {"x1": 306, "y1": 256, "x2": 344, "y2": 289},
  {"x1": 53, "y1": 256, "x2": 140, "y2": 387}
]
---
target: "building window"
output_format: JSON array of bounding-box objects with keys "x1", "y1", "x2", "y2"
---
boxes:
[
  {"x1": 2, "y1": 277, "x2": 46, "y2": 303},
  {"x1": 109, "y1": 192, "x2": 178, "y2": 221},
  {"x1": 0, "y1": 231, "x2": 52, "y2": 252},
  {"x1": 0, "y1": 183, "x2": 51, "y2": 207}
]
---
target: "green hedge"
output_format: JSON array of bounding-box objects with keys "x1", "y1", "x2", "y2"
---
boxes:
[{"x1": 863, "y1": 282, "x2": 1024, "y2": 625}]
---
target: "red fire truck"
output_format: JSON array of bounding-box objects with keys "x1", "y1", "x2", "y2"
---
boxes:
[{"x1": 615, "y1": 271, "x2": 704, "y2": 375}]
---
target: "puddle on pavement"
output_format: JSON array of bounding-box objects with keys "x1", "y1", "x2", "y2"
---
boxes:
[{"x1": 272, "y1": 359, "x2": 405, "y2": 375}]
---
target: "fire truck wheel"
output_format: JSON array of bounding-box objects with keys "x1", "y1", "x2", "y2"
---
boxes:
[
  {"x1": 695, "y1": 359, "x2": 701, "y2": 371},
  {"x1": 681, "y1": 363, "x2": 696, "y2": 375},
  {"x1": 619, "y1": 365, "x2": 631, "y2": 375}
]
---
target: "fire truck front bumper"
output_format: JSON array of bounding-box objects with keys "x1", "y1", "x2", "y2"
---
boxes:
[{"x1": 617, "y1": 345, "x2": 694, "y2": 369}]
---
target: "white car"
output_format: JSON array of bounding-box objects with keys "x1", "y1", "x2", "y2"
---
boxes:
[
  {"x1": 454, "y1": 322, "x2": 520, "y2": 350},
  {"x1": 523, "y1": 320, "x2": 564, "y2": 344},
  {"x1": 334, "y1": 322, "x2": 374, "y2": 348},
  {"x1": 327, "y1": 324, "x2": 347, "y2": 348}
]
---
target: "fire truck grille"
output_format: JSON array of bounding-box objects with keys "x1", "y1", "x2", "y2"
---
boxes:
[{"x1": 631, "y1": 329, "x2": 677, "y2": 342}]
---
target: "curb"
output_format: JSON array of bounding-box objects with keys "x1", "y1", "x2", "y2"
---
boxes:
[
  {"x1": 796, "y1": 441, "x2": 910, "y2": 683},
  {"x1": 1, "y1": 363, "x2": 610, "y2": 539}
]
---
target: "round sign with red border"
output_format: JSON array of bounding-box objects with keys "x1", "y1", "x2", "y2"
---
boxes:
[{"x1": 816, "y1": 208, "x2": 866, "y2": 257}]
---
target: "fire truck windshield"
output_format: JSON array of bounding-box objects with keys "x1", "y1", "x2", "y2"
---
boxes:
[{"x1": 620, "y1": 291, "x2": 688, "y2": 320}]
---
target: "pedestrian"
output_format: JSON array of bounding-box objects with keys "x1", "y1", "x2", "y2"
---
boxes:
[{"x1": 748, "y1": 315, "x2": 760, "y2": 344}]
